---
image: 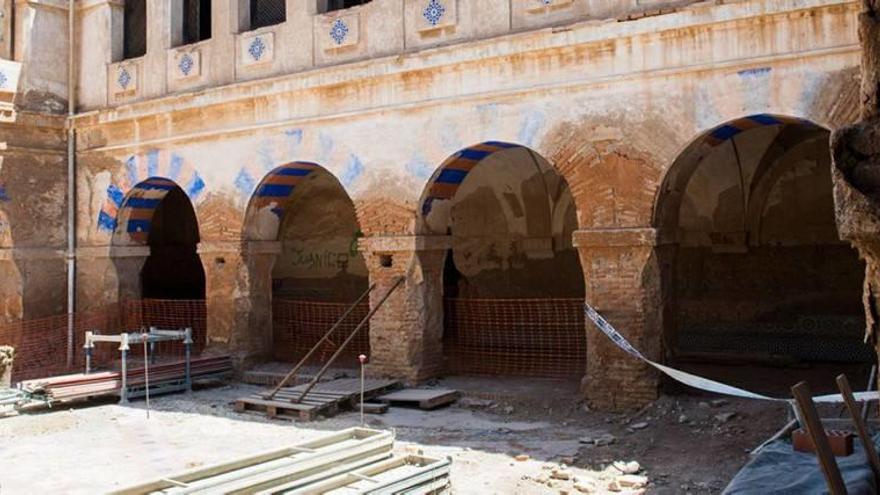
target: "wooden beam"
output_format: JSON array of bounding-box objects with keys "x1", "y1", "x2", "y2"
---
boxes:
[
  {"x1": 791, "y1": 381, "x2": 848, "y2": 495},
  {"x1": 837, "y1": 374, "x2": 880, "y2": 481}
]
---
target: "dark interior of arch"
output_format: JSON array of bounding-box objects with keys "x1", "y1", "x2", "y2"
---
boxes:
[
  {"x1": 662, "y1": 121, "x2": 869, "y2": 385},
  {"x1": 441, "y1": 146, "x2": 586, "y2": 379},
  {"x1": 140, "y1": 187, "x2": 205, "y2": 300},
  {"x1": 270, "y1": 168, "x2": 369, "y2": 364}
]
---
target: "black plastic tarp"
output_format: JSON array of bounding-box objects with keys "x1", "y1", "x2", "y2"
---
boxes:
[{"x1": 724, "y1": 435, "x2": 879, "y2": 494}]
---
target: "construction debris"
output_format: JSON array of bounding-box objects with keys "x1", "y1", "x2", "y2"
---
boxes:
[
  {"x1": 376, "y1": 388, "x2": 460, "y2": 410},
  {"x1": 0, "y1": 387, "x2": 23, "y2": 418},
  {"x1": 0, "y1": 345, "x2": 13, "y2": 388},
  {"x1": 112, "y1": 427, "x2": 451, "y2": 494},
  {"x1": 18, "y1": 355, "x2": 232, "y2": 405}
]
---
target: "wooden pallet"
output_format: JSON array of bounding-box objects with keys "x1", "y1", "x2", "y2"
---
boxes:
[{"x1": 235, "y1": 378, "x2": 401, "y2": 421}]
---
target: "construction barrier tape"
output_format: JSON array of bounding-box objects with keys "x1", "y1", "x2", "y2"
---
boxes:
[{"x1": 584, "y1": 302, "x2": 880, "y2": 404}]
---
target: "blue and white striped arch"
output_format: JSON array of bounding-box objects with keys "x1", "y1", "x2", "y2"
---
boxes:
[
  {"x1": 421, "y1": 141, "x2": 522, "y2": 217},
  {"x1": 702, "y1": 114, "x2": 818, "y2": 147},
  {"x1": 97, "y1": 150, "x2": 206, "y2": 242},
  {"x1": 247, "y1": 161, "x2": 322, "y2": 218}
]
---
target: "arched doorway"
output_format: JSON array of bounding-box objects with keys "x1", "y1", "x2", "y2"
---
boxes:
[
  {"x1": 245, "y1": 162, "x2": 369, "y2": 366},
  {"x1": 140, "y1": 186, "x2": 205, "y2": 299},
  {"x1": 421, "y1": 142, "x2": 585, "y2": 379},
  {"x1": 112, "y1": 176, "x2": 207, "y2": 355},
  {"x1": 655, "y1": 115, "x2": 869, "y2": 393}
]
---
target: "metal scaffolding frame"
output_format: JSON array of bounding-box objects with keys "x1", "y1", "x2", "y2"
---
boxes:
[{"x1": 83, "y1": 327, "x2": 193, "y2": 403}]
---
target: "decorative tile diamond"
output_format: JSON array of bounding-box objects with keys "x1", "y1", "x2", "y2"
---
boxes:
[
  {"x1": 117, "y1": 67, "x2": 132, "y2": 90},
  {"x1": 248, "y1": 36, "x2": 266, "y2": 61},
  {"x1": 329, "y1": 18, "x2": 349, "y2": 45},
  {"x1": 423, "y1": 0, "x2": 446, "y2": 26},
  {"x1": 178, "y1": 53, "x2": 195, "y2": 76}
]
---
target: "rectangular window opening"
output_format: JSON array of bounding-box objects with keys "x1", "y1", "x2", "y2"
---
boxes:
[
  {"x1": 250, "y1": 0, "x2": 286, "y2": 30},
  {"x1": 319, "y1": 0, "x2": 372, "y2": 14},
  {"x1": 183, "y1": 0, "x2": 212, "y2": 45},
  {"x1": 123, "y1": 0, "x2": 147, "y2": 59}
]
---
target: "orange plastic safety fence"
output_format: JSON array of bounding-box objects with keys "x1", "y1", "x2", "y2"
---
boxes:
[
  {"x1": 443, "y1": 297, "x2": 586, "y2": 379},
  {"x1": 0, "y1": 299, "x2": 206, "y2": 383},
  {"x1": 272, "y1": 299, "x2": 370, "y2": 367}
]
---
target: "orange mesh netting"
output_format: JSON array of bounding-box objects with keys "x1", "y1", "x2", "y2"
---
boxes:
[
  {"x1": 272, "y1": 299, "x2": 370, "y2": 367},
  {"x1": 443, "y1": 297, "x2": 586, "y2": 379},
  {"x1": 0, "y1": 299, "x2": 206, "y2": 382}
]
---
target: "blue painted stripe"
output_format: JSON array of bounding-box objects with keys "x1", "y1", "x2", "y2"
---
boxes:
[
  {"x1": 136, "y1": 182, "x2": 175, "y2": 191},
  {"x1": 458, "y1": 148, "x2": 494, "y2": 161},
  {"x1": 187, "y1": 174, "x2": 205, "y2": 199},
  {"x1": 421, "y1": 197, "x2": 437, "y2": 217},
  {"x1": 98, "y1": 210, "x2": 117, "y2": 231},
  {"x1": 436, "y1": 168, "x2": 469, "y2": 185},
  {"x1": 748, "y1": 114, "x2": 780, "y2": 126},
  {"x1": 124, "y1": 197, "x2": 162, "y2": 209},
  {"x1": 274, "y1": 167, "x2": 314, "y2": 177},
  {"x1": 125, "y1": 156, "x2": 138, "y2": 187},
  {"x1": 710, "y1": 125, "x2": 742, "y2": 141},
  {"x1": 482, "y1": 141, "x2": 519, "y2": 148},
  {"x1": 168, "y1": 154, "x2": 183, "y2": 181},
  {"x1": 107, "y1": 184, "x2": 124, "y2": 207},
  {"x1": 127, "y1": 219, "x2": 151, "y2": 233},
  {"x1": 147, "y1": 150, "x2": 160, "y2": 178},
  {"x1": 257, "y1": 184, "x2": 295, "y2": 197}
]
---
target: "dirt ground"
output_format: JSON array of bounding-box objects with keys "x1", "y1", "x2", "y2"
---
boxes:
[{"x1": 0, "y1": 362, "x2": 871, "y2": 494}]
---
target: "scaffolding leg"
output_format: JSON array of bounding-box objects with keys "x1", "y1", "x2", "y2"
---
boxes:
[
  {"x1": 84, "y1": 347, "x2": 92, "y2": 375},
  {"x1": 119, "y1": 348, "x2": 129, "y2": 404},
  {"x1": 185, "y1": 341, "x2": 192, "y2": 394}
]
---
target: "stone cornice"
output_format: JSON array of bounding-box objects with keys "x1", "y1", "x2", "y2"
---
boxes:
[
  {"x1": 0, "y1": 247, "x2": 66, "y2": 260},
  {"x1": 573, "y1": 228, "x2": 659, "y2": 248},
  {"x1": 359, "y1": 236, "x2": 453, "y2": 253},
  {"x1": 197, "y1": 241, "x2": 282, "y2": 255}
]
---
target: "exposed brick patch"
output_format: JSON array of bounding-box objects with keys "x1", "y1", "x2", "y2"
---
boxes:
[
  {"x1": 198, "y1": 192, "x2": 245, "y2": 242},
  {"x1": 354, "y1": 197, "x2": 417, "y2": 237},
  {"x1": 541, "y1": 123, "x2": 664, "y2": 230}
]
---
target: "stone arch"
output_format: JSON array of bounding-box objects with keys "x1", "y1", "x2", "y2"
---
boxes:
[
  {"x1": 243, "y1": 161, "x2": 324, "y2": 241},
  {"x1": 653, "y1": 113, "x2": 825, "y2": 240},
  {"x1": 98, "y1": 149, "x2": 206, "y2": 241},
  {"x1": 417, "y1": 141, "x2": 586, "y2": 378},
  {"x1": 653, "y1": 113, "x2": 869, "y2": 387},
  {"x1": 111, "y1": 176, "x2": 206, "y2": 301},
  {"x1": 242, "y1": 160, "x2": 370, "y2": 365},
  {"x1": 418, "y1": 141, "x2": 583, "y2": 235}
]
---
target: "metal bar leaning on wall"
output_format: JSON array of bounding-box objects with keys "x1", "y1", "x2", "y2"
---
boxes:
[
  {"x1": 293, "y1": 277, "x2": 405, "y2": 404},
  {"x1": 264, "y1": 284, "x2": 377, "y2": 401}
]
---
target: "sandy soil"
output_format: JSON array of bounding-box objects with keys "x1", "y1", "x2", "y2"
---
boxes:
[
  {"x1": 0, "y1": 368, "x2": 819, "y2": 495},
  {"x1": 7, "y1": 356, "x2": 876, "y2": 495}
]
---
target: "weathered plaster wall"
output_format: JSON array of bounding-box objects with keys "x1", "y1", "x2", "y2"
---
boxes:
[
  {"x1": 0, "y1": 113, "x2": 67, "y2": 321},
  {"x1": 444, "y1": 147, "x2": 582, "y2": 298},
  {"x1": 40, "y1": 0, "x2": 865, "y2": 408},
  {"x1": 273, "y1": 169, "x2": 368, "y2": 302}
]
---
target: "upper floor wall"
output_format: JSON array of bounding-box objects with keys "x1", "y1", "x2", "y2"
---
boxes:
[{"x1": 76, "y1": 0, "x2": 731, "y2": 111}]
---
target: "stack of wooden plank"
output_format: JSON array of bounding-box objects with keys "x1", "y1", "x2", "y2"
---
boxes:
[
  {"x1": 113, "y1": 428, "x2": 452, "y2": 495},
  {"x1": 18, "y1": 355, "x2": 232, "y2": 404}
]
